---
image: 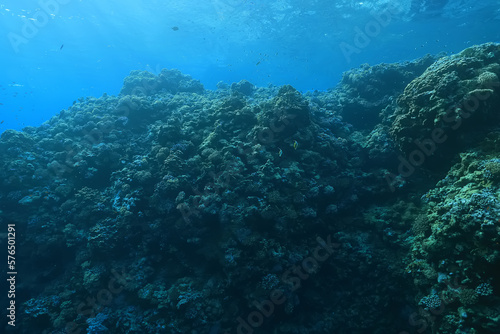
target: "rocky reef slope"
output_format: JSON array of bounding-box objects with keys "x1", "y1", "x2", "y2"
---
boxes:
[{"x1": 1, "y1": 44, "x2": 500, "y2": 334}]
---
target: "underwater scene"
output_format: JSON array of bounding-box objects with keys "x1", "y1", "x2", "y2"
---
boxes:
[{"x1": 1, "y1": 1, "x2": 500, "y2": 333}]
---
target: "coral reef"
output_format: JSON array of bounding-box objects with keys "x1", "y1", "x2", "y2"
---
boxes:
[
  {"x1": 2, "y1": 43, "x2": 500, "y2": 334},
  {"x1": 391, "y1": 43, "x2": 500, "y2": 164}
]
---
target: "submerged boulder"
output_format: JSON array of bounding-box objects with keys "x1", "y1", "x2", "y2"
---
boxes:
[
  {"x1": 257, "y1": 85, "x2": 311, "y2": 140},
  {"x1": 391, "y1": 43, "x2": 500, "y2": 162},
  {"x1": 334, "y1": 55, "x2": 436, "y2": 129},
  {"x1": 120, "y1": 68, "x2": 204, "y2": 96},
  {"x1": 230, "y1": 79, "x2": 255, "y2": 96}
]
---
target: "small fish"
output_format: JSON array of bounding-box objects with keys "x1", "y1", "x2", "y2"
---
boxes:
[
  {"x1": 293, "y1": 140, "x2": 298, "y2": 150},
  {"x1": 256, "y1": 61, "x2": 261, "y2": 66},
  {"x1": 278, "y1": 148, "x2": 283, "y2": 157},
  {"x1": 0, "y1": 120, "x2": 4, "y2": 124},
  {"x1": 172, "y1": 26, "x2": 179, "y2": 31}
]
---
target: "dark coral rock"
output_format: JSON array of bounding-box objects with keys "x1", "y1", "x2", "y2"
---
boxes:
[
  {"x1": 214, "y1": 94, "x2": 256, "y2": 127},
  {"x1": 157, "y1": 68, "x2": 204, "y2": 94},
  {"x1": 0, "y1": 129, "x2": 34, "y2": 152},
  {"x1": 120, "y1": 68, "x2": 204, "y2": 96},
  {"x1": 257, "y1": 85, "x2": 311, "y2": 141},
  {"x1": 231, "y1": 79, "x2": 255, "y2": 96},
  {"x1": 335, "y1": 55, "x2": 437, "y2": 129},
  {"x1": 362, "y1": 124, "x2": 398, "y2": 166},
  {"x1": 391, "y1": 43, "x2": 500, "y2": 163},
  {"x1": 119, "y1": 70, "x2": 159, "y2": 96}
]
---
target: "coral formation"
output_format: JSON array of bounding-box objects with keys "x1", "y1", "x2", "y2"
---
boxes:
[
  {"x1": 391, "y1": 43, "x2": 500, "y2": 163},
  {"x1": 2, "y1": 43, "x2": 500, "y2": 334}
]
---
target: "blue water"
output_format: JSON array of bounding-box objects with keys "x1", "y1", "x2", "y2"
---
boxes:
[{"x1": 1, "y1": 0, "x2": 499, "y2": 133}]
